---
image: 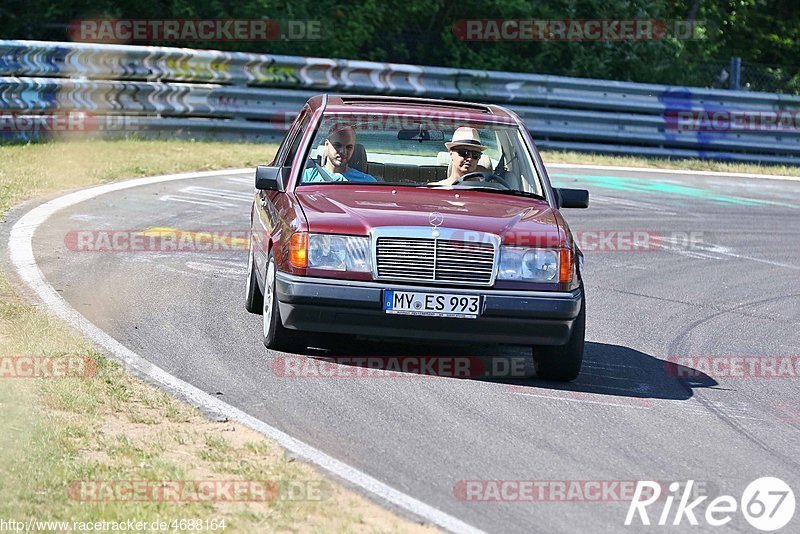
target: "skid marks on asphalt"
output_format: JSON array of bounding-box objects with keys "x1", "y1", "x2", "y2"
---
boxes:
[
  {"x1": 507, "y1": 385, "x2": 775, "y2": 423},
  {"x1": 507, "y1": 359, "x2": 794, "y2": 426},
  {"x1": 224, "y1": 176, "x2": 255, "y2": 186},
  {"x1": 578, "y1": 194, "x2": 680, "y2": 215},
  {"x1": 505, "y1": 385, "x2": 653, "y2": 409},
  {"x1": 653, "y1": 397, "x2": 764, "y2": 421},
  {"x1": 504, "y1": 359, "x2": 656, "y2": 409},
  {"x1": 126, "y1": 254, "x2": 246, "y2": 281},
  {"x1": 159, "y1": 183, "x2": 253, "y2": 209},
  {"x1": 68, "y1": 213, "x2": 104, "y2": 222},
  {"x1": 656, "y1": 235, "x2": 800, "y2": 268}
]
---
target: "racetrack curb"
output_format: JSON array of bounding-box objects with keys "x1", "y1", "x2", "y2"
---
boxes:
[{"x1": 6, "y1": 168, "x2": 484, "y2": 534}]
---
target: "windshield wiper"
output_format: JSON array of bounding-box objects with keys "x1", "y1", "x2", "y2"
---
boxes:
[{"x1": 437, "y1": 185, "x2": 545, "y2": 200}]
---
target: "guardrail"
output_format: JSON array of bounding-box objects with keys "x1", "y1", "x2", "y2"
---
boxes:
[{"x1": 2, "y1": 40, "x2": 800, "y2": 164}]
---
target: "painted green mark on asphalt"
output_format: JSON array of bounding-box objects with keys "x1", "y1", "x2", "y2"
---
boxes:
[{"x1": 551, "y1": 173, "x2": 799, "y2": 209}]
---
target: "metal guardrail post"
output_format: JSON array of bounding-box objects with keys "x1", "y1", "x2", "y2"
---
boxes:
[{"x1": 729, "y1": 56, "x2": 742, "y2": 91}]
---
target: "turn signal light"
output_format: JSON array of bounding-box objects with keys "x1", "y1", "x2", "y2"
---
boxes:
[
  {"x1": 559, "y1": 249, "x2": 573, "y2": 283},
  {"x1": 290, "y1": 232, "x2": 308, "y2": 268}
]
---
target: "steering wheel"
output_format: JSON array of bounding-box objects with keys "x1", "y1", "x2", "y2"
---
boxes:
[{"x1": 457, "y1": 171, "x2": 512, "y2": 189}]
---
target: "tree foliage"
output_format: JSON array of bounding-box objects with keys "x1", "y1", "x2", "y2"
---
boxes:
[{"x1": 2, "y1": 0, "x2": 798, "y2": 91}]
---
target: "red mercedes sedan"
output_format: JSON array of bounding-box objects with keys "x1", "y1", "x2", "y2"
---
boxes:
[{"x1": 246, "y1": 95, "x2": 589, "y2": 381}]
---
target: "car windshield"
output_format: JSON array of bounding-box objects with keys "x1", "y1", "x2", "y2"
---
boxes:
[{"x1": 298, "y1": 114, "x2": 545, "y2": 197}]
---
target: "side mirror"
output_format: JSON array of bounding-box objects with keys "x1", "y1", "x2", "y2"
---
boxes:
[
  {"x1": 255, "y1": 165, "x2": 287, "y2": 191},
  {"x1": 555, "y1": 188, "x2": 589, "y2": 209}
]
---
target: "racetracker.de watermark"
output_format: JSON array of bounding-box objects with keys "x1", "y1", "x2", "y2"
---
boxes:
[
  {"x1": 0, "y1": 356, "x2": 97, "y2": 379},
  {"x1": 453, "y1": 480, "x2": 715, "y2": 502},
  {"x1": 0, "y1": 112, "x2": 138, "y2": 133},
  {"x1": 497, "y1": 230, "x2": 707, "y2": 252},
  {"x1": 453, "y1": 19, "x2": 704, "y2": 41},
  {"x1": 69, "y1": 19, "x2": 327, "y2": 42},
  {"x1": 63, "y1": 229, "x2": 251, "y2": 253},
  {"x1": 268, "y1": 111, "x2": 517, "y2": 132},
  {"x1": 62, "y1": 229, "x2": 709, "y2": 254},
  {"x1": 665, "y1": 109, "x2": 800, "y2": 132},
  {"x1": 67, "y1": 480, "x2": 331, "y2": 502},
  {"x1": 665, "y1": 356, "x2": 800, "y2": 379},
  {"x1": 572, "y1": 230, "x2": 704, "y2": 252},
  {"x1": 272, "y1": 355, "x2": 529, "y2": 379}
]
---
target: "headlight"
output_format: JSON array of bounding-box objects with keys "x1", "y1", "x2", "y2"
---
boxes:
[
  {"x1": 308, "y1": 234, "x2": 371, "y2": 272},
  {"x1": 497, "y1": 247, "x2": 560, "y2": 282}
]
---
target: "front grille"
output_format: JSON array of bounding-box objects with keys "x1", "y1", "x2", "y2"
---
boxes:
[{"x1": 376, "y1": 236, "x2": 495, "y2": 285}]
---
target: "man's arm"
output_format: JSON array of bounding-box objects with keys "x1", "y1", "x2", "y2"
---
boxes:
[
  {"x1": 343, "y1": 168, "x2": 377, "y2": 182},
  {"x1": 303, "y1": 164, "x2": 344, "y2": 183},
  {"x1": 302, "y1": 167, "x2": 322, "y2": 183}
]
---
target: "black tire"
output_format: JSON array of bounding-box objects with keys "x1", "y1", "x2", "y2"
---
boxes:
[
  {"x1": 245, "y1": 238, "x2": 263, "y2": 314},
  {"x1": 532, "y1": 297, "x2": 585, "y2": 381},
  {"x1": 262, "y1": 251, "x2": 303, "y2": 352}
]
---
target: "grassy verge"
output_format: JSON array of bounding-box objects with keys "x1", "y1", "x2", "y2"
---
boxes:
[
  {"x1": 539, "y1": 150, "x2": 800, "y2": 176},
  {"x1": 0, "y1": 140, "x2": 433, "y2": 533},
  {"x1": 0, "y1": 140, "x2": 273, "y2": 216}
]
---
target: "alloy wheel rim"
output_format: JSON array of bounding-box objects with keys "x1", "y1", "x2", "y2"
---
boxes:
[
  {"x1": 245, "y1": 240, "x2": 255, "y2": 299},
  {"x1": 263, "y1": 259, "x2": 275, "y2": 338}
]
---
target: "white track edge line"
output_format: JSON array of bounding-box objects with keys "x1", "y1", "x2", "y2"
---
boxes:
[
  {"x1": 546, "y1": 162, "x2": 800, "y2": 182},
  {"x1": 7, "y1": 168, "x2": 484, "y2": 534}
]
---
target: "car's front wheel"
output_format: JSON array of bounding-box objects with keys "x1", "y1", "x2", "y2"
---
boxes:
[
  {"x1": 262, "y1": 251, "x2": 303, "y2": 352},
  {"x1": 532, "y1": 297, "x2": 585, "y2": 381}
]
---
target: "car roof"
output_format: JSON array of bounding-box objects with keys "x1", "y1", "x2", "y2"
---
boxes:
[{"x1": 309, "y1": 94, "x2": 518, "y2": 125}]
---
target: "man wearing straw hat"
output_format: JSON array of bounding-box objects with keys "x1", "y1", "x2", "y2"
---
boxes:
[{"x1": 430, "y1": 126, "x2": 492, "y2": 186}]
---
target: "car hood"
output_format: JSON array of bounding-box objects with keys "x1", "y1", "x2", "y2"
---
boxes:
[{"x1": 295, "y1": 186, "x2": 566, "y2": 246}]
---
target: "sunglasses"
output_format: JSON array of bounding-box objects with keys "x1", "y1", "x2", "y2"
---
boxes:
[{"x1": 454, "y1": 148, "x2": 482, "y2": 159}]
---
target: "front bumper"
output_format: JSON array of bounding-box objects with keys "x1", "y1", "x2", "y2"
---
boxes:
[{"x1": 276, "y1": 273, "x2": 583, "y2": 345}]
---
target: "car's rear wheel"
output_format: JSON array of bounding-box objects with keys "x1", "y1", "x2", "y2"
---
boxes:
[
  {"x1": 262, "y1": 251, "x2": 303, "y2": 352},
  {"x1": 245, "y1": 238, "x2": 263, "y2": 314},
  {"x1": 532, "y1": 297, "x2": 585, "y2": 381}
]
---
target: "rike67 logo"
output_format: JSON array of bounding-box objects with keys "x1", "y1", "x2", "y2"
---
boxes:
[{"x1": 625, "y1": 478, "x2": 795, "y2": 531}]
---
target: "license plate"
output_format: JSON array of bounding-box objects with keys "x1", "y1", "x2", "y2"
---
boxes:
[{"x1": 383, "y1": 290, "x2": 482, "y2": 318}]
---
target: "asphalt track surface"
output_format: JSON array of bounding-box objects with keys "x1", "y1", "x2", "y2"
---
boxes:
[{"x1": 7, "y1": 166, "x2": 800, "y2": 533}]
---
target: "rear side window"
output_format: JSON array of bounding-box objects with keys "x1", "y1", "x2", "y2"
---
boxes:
[
  {"x1": 274, "y1": 109, "x2": 310, "y2": 166},
  {"x1": 280, "y1": 112, "x2": 312, "y2": 167}
]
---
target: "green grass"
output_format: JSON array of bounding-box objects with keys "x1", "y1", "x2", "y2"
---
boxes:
[{"x1": 0, "y1": 139, "x2": 275, "y2": 216}]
